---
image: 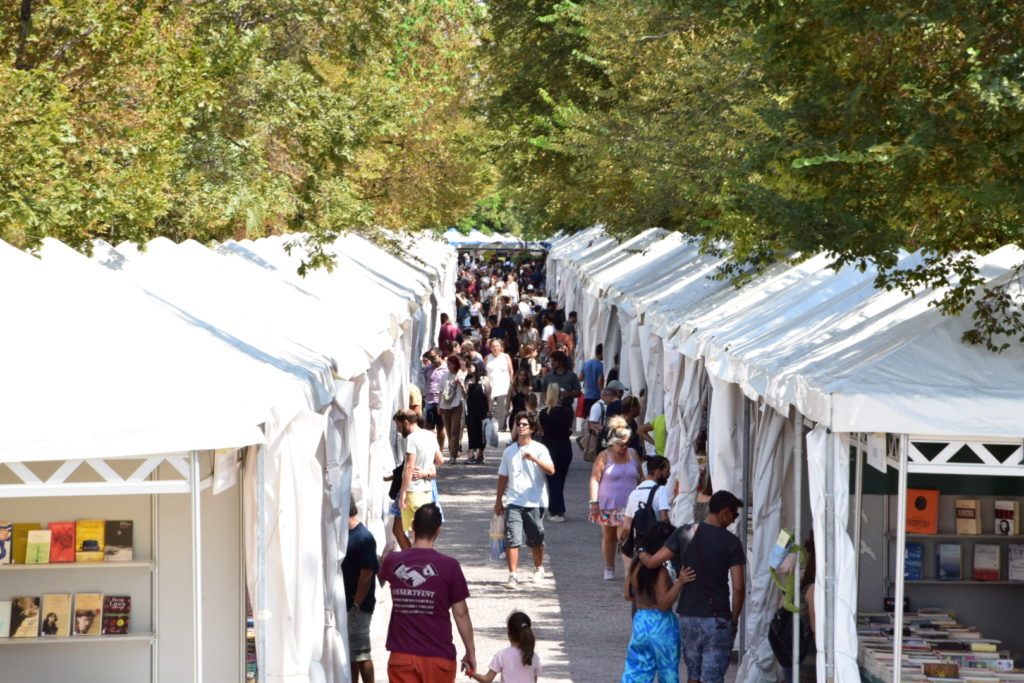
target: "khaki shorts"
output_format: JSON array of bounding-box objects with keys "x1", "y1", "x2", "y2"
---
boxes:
[{"x1": 347, "y1": 606, "x2": 372, "y2": 662}]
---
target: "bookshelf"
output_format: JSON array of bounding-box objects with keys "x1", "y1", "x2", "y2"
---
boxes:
[
  {"x1": 0, "y1": 561, "x2": 155, "y2": 572},
  {"x1": 0, "y1": 633, "x2": 155, "y2": 646},
  {"x1": 902, "y1": 579, "x2": 1022, "y2": 586}
]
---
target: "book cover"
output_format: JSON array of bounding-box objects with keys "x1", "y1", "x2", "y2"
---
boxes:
[
  {"x1": 72, "y1": 593, "x2": 103, "y2": 635},
  {"x1": 0, "y1": 522, "x2": 11, "y2": 564},
  {"x1": 0, "y1": 601, "x2": 10, "y2": 637},
  {"x1": 972, "y1": 544, "x2": 1001, "y2": 581},
  {"x1": 1008, "y1": 544, "x2": 1024, "y2": 581},
  {"x1": 955, "y1": 499, "x2": 982, "y2": 535},
  {"x1": 936, "y1": 543, "x2": 962, "y2": 580},
  {"x1": 103, "y1": 520, "x2": 133, "y2": 561},
  {"x1": 75, "y1": 520, "x2": 105, "y2": 562},
  {"x1": 48, "y1": 521, "x2": 75, "y2": 563},
  {"x1": 994, "y1": 500, "x2": 1020, "y2": 536},
  {"x1": 25, "y1": 529, "x2": 52, "y2": 564},
  {"x1": 922, "y1": 661, "x2": 959, "y2": 677},
  {"x1": 10, "y1": 596, "x2": 40, "y2": 637},
  {"x1": 905, "y1": 542, "x2": 924, "y2": 580},
  {"x1": 906, "y1": 489, "x2": 939, "y2": 534},
  {"x1": 101, "y1": 595, "x2": 131, "y2": 634},
  {"x1": 40, "y1": 593, "x2": 72, "y2": 637},
  {"x1": 12, "y1": 523, "x2": 41, "y2": 564}
]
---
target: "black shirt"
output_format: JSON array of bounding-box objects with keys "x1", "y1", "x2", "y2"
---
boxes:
[
  {"x1": 342, "y1": 523, "x2": 379, "y2": 612},
  {"x1": 665, "y1": 522, "x2": 745, "y2": 618},
  {"x1": 538, "y1": 405, "x2": 574, "y2": 442}
]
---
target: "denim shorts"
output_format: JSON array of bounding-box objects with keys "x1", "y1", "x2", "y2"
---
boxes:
[
  {"x1": 424, "y1": 402, "x2": 443, "y2": 428},
  {"x1": 679, "y1": 616, "x2": 735, "y2": 683},
  {"x1": 504, "y1": 505, "x2": 545, "y2": 548}
]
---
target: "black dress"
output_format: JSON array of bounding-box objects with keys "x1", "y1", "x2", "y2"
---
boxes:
[
  {"x1": 465, "y1": 378, "x2": 490, "y2": 449},
  {"x1": 538, "y1": 405, "x2": 575, "y2": 515}
]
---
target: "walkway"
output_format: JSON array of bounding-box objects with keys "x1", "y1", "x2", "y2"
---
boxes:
[{"x1": 370, "y1": 434, "x2": 739, "y2": 681}]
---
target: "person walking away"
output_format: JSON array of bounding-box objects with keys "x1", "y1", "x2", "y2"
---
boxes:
[
  {"x1": 580, "y1": 344, "x2": 605, "y2": 418},
  {"x1": 464, "y1": 363, "x2": 491, "y2": 464},
  {"x1": 380, "y1": 504, "x2": 477, "y2": 681},
  {"x1": 518, "y1": 319, "x2": 539, "y2": 350},
  {"x1": 469, "y1": 611, "x2": 542, "y2": 683},
  {"x1": 545, "y1": 319, "x2": 574, "y2": 359},
  {"x1": 638, "y1": 491, "x2": 747, "y2": 683},
  {"x1": 538, "y1": 383, "x2": 574, "y2": 522},
  {"x1": 485, "y1": 339, "x2": 514, "y2": 435},
  {"x1": 621, "y1": 396, "x2": 645, "y2": 456},
  {"x1": 439, "y1": 355, "x2": 467, "y2": 464},
  {"x1": 423, "y1": 350, "x2": 449, "y2": 453},
  {"x1": 621, "y1": 455, "x2": 672, "y2": 547},
  {"x1": 587, "y1": 386, "x2": 617, "y2": 452},
  {"x1": 438, "y1": 313, "x2": 463, "y2": 355},
  {"x1": 494, "y1": 411, "x2": 555, "y2": 590},
  {"x1": 394, "y1": 409, "x2": 444, "y2": 540},
  {"x1": 589, "y1": 416, "x2": 644, "y2": 580},
  {"x1": 343, "y1": 499, "x2": 379, "y2": 683},
  {"x1": 622, "y1": 522, "x2": 696, "y2": 683},
  {"x1": 541, "y1": 351, "x2": 581, "y2": 409}
]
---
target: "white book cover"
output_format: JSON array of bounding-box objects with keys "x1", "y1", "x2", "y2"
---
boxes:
[
  {"x1": 0, "y1": 600, "x2": 10, "y2": 637},
  {"x1": 1008, "y1": 544, "x2": 1024, "y2": 581}
]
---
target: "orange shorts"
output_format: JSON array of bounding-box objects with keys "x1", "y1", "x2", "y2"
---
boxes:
[{"x1": 387, "y1": 652, "x2": 457, "y2": 683}]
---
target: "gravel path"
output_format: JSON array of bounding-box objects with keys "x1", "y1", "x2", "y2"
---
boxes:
[{"x1": 369, "y1": 431, "x2": 738, "y2": 682}]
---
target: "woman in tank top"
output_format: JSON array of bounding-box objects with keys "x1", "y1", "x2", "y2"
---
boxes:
[
  {"x1": 485, "y1": 339, "x2": 514, "y2": 434},
  {"x1": 588, "y1": 416, "x2": 644, "y2": 581}
]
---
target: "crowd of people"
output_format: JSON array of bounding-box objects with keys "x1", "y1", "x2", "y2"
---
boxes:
[{"x1": 341, "y1": 252, "x2": 798, "y2": 683}]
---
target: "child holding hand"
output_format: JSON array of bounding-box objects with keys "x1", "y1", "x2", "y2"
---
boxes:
[{"x1": 468, "y1": 611, "x2": 541, "y2": 682}]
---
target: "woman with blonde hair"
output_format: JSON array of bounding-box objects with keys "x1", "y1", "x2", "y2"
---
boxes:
[
  {"x1": 589, "y1": 415, "x2": 644, "y2": 579},
  {"x1": 538, "y1": 382, "x2": 574, "y2": 522}
]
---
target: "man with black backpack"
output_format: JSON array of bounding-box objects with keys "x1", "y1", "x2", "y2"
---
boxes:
[{"x1": 620, "y1": 456, "x2": 672, "y2": 558}]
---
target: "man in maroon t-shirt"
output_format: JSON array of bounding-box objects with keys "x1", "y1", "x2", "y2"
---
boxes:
[
  {"x1": 380, "y1": 504, "x2": 477, "y2": 682},
  {"x1": 437, "y1": 314, "x2": 463, "y2": 355}
]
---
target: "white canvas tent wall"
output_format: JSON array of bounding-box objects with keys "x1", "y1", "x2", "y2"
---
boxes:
[{"x1": 546, "y1": 229, "x2": 1024, "y2": 682}]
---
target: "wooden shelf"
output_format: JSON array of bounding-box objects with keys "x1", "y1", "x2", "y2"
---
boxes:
[
  {"x1": 903, "y1": 534, "x2": 1023, "y2": 540},
  {"x1": 0, "y1": 561, "x2": 154, "y2": 571},
  {"x1": 902, "y1": 579, "x2": 1024, "y2": 586},
  {"x1": 0, "y1": 633, "x2": 154, "y2": 645}
]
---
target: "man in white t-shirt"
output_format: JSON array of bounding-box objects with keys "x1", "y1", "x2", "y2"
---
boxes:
[
  {"x1": 493, "y1": 411, "x2": 555, "y2": 590},
  {"x1": 620, "y1": 456, "x2": 672, "y2": 552},
  {"x1": 394, "y1": 409, "x2": 443, "y2": 535}
]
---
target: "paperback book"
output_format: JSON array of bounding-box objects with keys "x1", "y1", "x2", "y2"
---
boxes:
[
  {"x1": 906, "y1": 489, "x2": 940, "y2": 534},
  {"x1": 0, "y1": 522, "x2": 11, "y2": 565},
  {"x1": 101, "y1": 595, "x2": 131, "y2": 634},
  {"x1": 905, "y1": 542, "x2": 924, "y2": 580},
  {"x1": 75, "y1": 520, "x2": 105, "y2": 562},
  {"x1": 12, "y1": 523, "x2": 41, "y2": 564},
  {"x1": 936, "y1": 543, "x2": 963, "y2": 580},
  {"x1": 1008, "y1": 544, "x2": 1024, "y2": 582},
  {"x1": 48, "y1": 521, "x2": 76, "y2": 563},
  {"x1": 955, "y1": 499, "x2": 982, "y2": 535},
  {"x1": 72, "y1": 593, "x2": 103, "y2": 635},
  {"x1": 40, "y1": 593, "x2": 72, "y2": 637},
  {"x1": 0, "y1": 601, "x2": 10, "y2": 637},
  {"x1": 25, "y1": 529, "x2": 52, "y2": 564},
  {"x1": 104, "y1": 520, "x2": 133, "y2": 561},
  {"x1": 10, "y1": 597, "x2": 40, "y2": 637},
  {"x1": 994, "y1": 500, "x2": 1020, "y2": 536},
  {"x1": 972, "y1": 544, "x2": 1001, "y2": 581}
]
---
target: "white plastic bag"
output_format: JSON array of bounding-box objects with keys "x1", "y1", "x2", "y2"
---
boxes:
[{"x1": 484, "y1": 417, "x2": 499, "y2": 448}]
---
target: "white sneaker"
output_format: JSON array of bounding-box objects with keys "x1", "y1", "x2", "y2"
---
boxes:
[
  {"x1": 603, "y1": 567, "x2": 615, "y2": 580},
  {"x1": 546, "y1": 514, "x2": 566, "y2": 523},
  {"x1": 504, "y1": 573, "x2": 518, "y2": 590},
  {"x1": 532, "y1": 566, "x2": 546, "y2": 583}
]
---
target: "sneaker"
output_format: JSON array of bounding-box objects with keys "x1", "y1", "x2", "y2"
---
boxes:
[
  {"x1": 448, "y1": 456, "x2": 458, "y2": 465},
  {"x1": 532, "y1": 566, "x2": 546, "y2": 583},
  {"x1": 504, "y1": 573, "x2": 518, "y2": 590},
  {"x1": 603, "y1": 567, "x2": 615, "y2": 580},
  {"x1": 546, "y1": 514, "x2": 566, "y2": 523}
]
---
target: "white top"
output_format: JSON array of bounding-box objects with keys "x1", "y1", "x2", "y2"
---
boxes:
[
  {"x1": 404, "y1": 429, "x2": 439, "y2": 493},
  {"x1": 588, "y1": 400, "x2": 608, "y2": 424},
  {"x1": 624, "y1": 480, "x2": 671, "y2": 519},
  {"x1": 506, "y1": 281, "x2": 519, "y2": 302},
  {"x1": 498, "y1": 440, "x2": 553, "y2": 507},
  {"x1": 541, "y1": 325, "x2": 555, "y2": 342},
  {"x1": 439, "y1": 371, "x2": 465, "y2": 409},
  {"x1": 486, "y1": 352, "x2": 512, "y2": 397}
]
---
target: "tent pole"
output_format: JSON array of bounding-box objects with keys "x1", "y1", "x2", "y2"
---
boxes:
[
  {"x1": 738, "y1": 396, "x2": 752, "y2": 661},
  {"x1": 824, "y1": 431, "x2": 835, "y2": 682},
  {"x1": 892, "y1": 435, "x2": 909, "y2": 683},
  {"x1": 191, "y1": 450, "x2": 204, "y2": 683},
  {"x1": 792, "y1": 410, "x2": 803, "y2": 676},
  {"x1": 257, "y1": 443, "x2": 268, "y2": 682},
  {"x1": 854, "y1": 435, "x2": 865, "y2": 587}
]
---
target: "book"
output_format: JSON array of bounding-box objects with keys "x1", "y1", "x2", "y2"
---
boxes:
[
  {"x1": 955, "y1": 499, "x2": 981, "y2": 535},
  {"x1": 75, "y1": 520, "x2": 105, "y2": 562},
  {"x1": 907, "y1": 489, "x2": 940, "y2": 534},
  {"x1": 994, "y1": 500, "x2": 1020, "y2": 536},
  {"x1": 905, "y1": 542, "x2": 924, "y2": 580},
  {"x1": 12, "y1": 523, "x2": 41, "y2": 564},
  {"x1": 40, "y1": 593, "x2": 72, "y2": 637},
  {"x1": 923, "y1": 661, "x2": 959, "y2": 677},
  {"x1": 0, "y1": 522, "x2": 11, "y2": 564},
  {"x1": 48, "y1": 521, "x2": 76, "y2": 563},
  {"x1": 0, "y1": 601, "x2": 10, "y2": 637},
  {"x1": 1008, "y1": 544, "x2": 1024, "y2": 581},
  {"x1": 24, "y1": 529, "x2": 52, "y2": 564},
  {"x1": 104, "y1": 520, "x2": 133, "y2": 561},
  {"x1": 936, "y1": 543, "x2": 962, "y2": 580},
  {"x1": 72, "y1": 593, "x2": 103, "y2": 635},
  {"x1": 10, "y1": 597, "x2": 40, "y2": 637},
  {"x1": 972, "y1": 544, "x2": 1000, "y2": 581},
  {"x1": 101, "y1": 595, "x2": 131, "y2": 634}
]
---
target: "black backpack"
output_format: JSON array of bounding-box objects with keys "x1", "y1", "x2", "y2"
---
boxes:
[
  {"x1": 621, "y1": 484, "x2": 660, "y2": 558},
  {"x1": 768, "y1": 605, "x2": 812, "y2": 668}
]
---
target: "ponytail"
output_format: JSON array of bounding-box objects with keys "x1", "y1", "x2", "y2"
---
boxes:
[{"x1": 507, "y1": 611, "x2": 536, "y2": 666}]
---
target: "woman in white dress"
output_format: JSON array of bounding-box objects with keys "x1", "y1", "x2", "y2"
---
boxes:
[{"x1": 485, "y1": 338, "x2": 514, "y2": 434}]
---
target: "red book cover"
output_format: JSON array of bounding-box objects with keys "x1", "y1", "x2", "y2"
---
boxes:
[
  {"x1": 48, "y1": 522, "x2": 75, "y2": 563},
  {"x1": 906, "y1": 489, "x2": 939, "y2": 534},
  {"x1": 101, "y1": 595, "x2": 131, "y2": 635}
]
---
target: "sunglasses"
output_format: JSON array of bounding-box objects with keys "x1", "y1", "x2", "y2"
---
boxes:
[{"x1": 517, "y1": 422, "x2": 531, "y2": 427}]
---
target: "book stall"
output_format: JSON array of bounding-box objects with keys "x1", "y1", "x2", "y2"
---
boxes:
[
  {"x1": 0, "y1": 233, "x2": 455, "y2": 682},
  {"x1": 545, "y1": 230, "x2": 1024, "y2": 683}
]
